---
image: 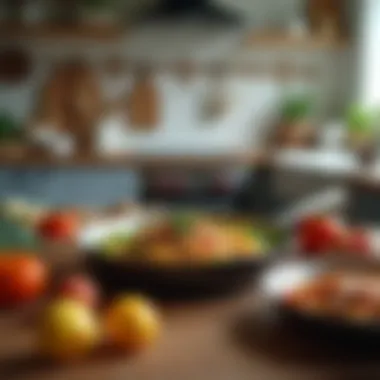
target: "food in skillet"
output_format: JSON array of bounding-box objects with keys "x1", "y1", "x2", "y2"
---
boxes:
[
  {"x1": 284, "y1": 272, "x2": 380, "y2": 322},
  {"x1": 101, "y1": 213, "x2": 270, "y2": 266}
]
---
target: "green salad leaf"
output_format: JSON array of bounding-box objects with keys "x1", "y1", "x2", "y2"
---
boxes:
[
  {"x1": 170, "y1": 212, "x2": 198, "y2": 235},
  {"x1": 101, "y1": 232, "x2": 133, "y2": 258}
]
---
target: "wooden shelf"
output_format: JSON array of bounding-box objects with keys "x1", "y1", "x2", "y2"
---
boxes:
[
  {"x1": 0, "y1": 22, "x2": 124, "y2": 41},
  {"x1": 0, "y1": 151, "x2": 268, "y2": 169},
  {"x1": 243, "y1": 32, "x2": 349, "y2": 51},
  {"x1": 1, "y1": 148, "x2": 380, "y2": 185}
]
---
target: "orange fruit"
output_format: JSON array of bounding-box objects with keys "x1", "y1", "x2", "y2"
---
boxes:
[
  {"x1": 105, "y1": 295, "x2": 161, "y2": 351},
  {"x1": 40, "y1": 299, "x2": 100, "y2": 361}
]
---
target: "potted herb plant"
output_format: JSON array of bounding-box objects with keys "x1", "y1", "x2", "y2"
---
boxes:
[
  {"x1": 345, "y1": 105, "x2": 377, "y2": 161},
  {"x1": 0, "y1": 112, "x2": 27, "y2": 159},
  {"x1": 273, "y1": 94, "x2": 316, "y2": 148}
]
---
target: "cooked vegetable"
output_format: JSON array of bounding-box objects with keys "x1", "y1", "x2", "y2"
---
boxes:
[{"x1": 101, "y1": 213, "x2": 271, "y2": 265}]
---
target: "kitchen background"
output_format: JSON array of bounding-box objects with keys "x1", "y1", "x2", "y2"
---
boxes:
[{"x1": 0, "y1": 0, "x2": 368, "y2": 207}]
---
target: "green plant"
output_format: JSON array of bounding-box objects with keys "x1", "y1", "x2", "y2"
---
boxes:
[
  {"x1": 281, "y1": 95, "x2": 313, "y2": 123},
  {"x1": 345, "y1": 105, "x2": 374, "y2": 134},
  {"x1": 0, "y1": 112, "x2": 21, "y2": 142}
]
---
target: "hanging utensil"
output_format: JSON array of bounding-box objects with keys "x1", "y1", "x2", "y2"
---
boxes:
[
  {"x1": 174, "y1": 60, "x2": 196, "y2": 83},
  {"x1": 128, "y1": 64, "x2": 159, "y2": 131},
  {"x1": 200, "y1": 62, "x2": 228, "y2": 123}
]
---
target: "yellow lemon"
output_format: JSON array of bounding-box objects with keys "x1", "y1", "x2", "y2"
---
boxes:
[
  {"x1": 105, "y1": 295, "x2": 161, "y2": 352},
  {"x1": 40, "y1": 299, "x2": 100, "y2": 361}
]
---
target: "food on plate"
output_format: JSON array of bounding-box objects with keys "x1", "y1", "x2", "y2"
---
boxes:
[
  {"x1": 39, "y1": 299, "x2": 101, "y2": 361},
  {"x1": 100, "y1": 213, "x2": 269, "y2": 265},
  {"x1": 38, "y1": 211, "x2": 79, "y2": 241},
  {"x1": 297, "y1": 215, "x2": 346, "y2": 255},
  {"x1": 284, "y1": 271, "x2": 380, "y2": 323},
  {"x1": 104, "y1": 295, "x2": 161, "y2": 351},
  {"x1": 57, "y1": 274, "x2": 101, "y2": 308},
  {"x1": 0, "y1": 253, "x2": 48, "y2": 308}
]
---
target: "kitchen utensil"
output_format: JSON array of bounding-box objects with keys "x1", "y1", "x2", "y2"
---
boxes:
[
  {"x1": 34, "y1": 60, "x2": 103, "y2": 154},
  {"x1": 307, "y1": 0, "x2": 345, "y2": 38},
  {"x1": 128, "y1": 65, "x2": 159, "y2": 131},
  {"x1": 200, "y1": 62, "x2": 228, "y2": 123},
  {"x1": 175, "y1": 60, "x2": 196, "y2": 83}
]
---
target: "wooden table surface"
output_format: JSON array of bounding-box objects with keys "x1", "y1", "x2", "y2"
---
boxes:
[{"x1": 2, "y1": 255, "x2": 380, "y2": 380}]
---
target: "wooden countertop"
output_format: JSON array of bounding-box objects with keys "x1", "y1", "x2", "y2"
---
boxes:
[
  {"x1": 1, "y1": 250, "x2": 380, "y2": 380},
  {"x1": 2, "y1": 285, "x2": 379, "y2": 380}
]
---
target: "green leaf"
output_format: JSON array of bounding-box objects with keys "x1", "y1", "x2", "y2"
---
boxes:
[
  {"x1": 281, "y1": 94, "x2": 313, "y2": 123},
  {"x1": 170, "y1": 212, "x2": 197, "y2": 235},
  {"x1": 346, "y1": 104, "x2": 374, "y2": 133},
  {"x1": 101, "y1": 232, "x2": 133, "y2": 258},
  {"x1": 0, "y1": 112, "x2": 21, "y2": 141},
  {"x1": 252, "y1": 224, "x2": 287, "y2": 251}
]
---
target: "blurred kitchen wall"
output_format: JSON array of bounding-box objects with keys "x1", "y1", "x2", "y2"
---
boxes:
[{"x1": 0, "y1": 0, "x2": 360, "y2": 206}]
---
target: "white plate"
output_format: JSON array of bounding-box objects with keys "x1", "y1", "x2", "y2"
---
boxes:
[{"x1": 259, "y1": 261, "x2": 318, "y2": 301}]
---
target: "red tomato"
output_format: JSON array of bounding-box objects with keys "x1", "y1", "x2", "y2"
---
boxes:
[
  {"x1": 57, "y1": 275, "x2": 101, "y2": 308},
  {"x1": 297, "y1": 215, "x2": 346, "y2": 255},
  {"x1": 0, "y1": 253, "x2": 48, "y2": 308},
  {"x1": 38, "y1": 211, "x2": 79, "y2": 241},
  {"x1": 344, "y1": 228, "x2": 371, "y2": 256}
]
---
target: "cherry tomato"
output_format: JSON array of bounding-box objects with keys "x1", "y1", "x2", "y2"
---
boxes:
[
  {"x1": 38, "y1": 211, "x2": 79, "y2": 241},
  {"x1": 297, "y1": 215, "x2": 346, "y2": 255},
  {"x1": 0, "y1": 253, "x2": 48, "y2": 308}
]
